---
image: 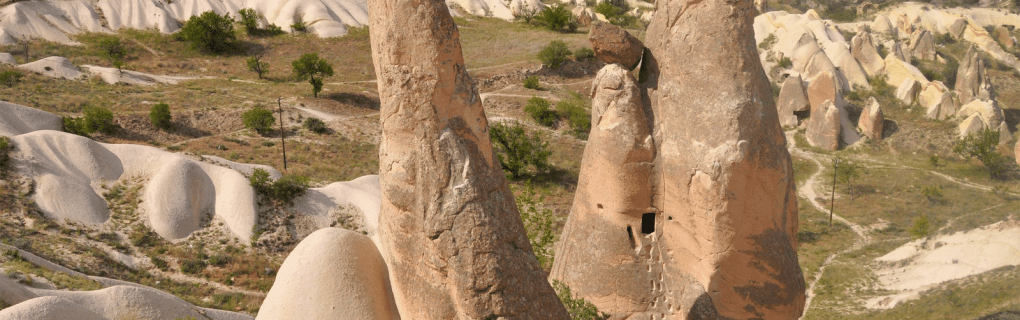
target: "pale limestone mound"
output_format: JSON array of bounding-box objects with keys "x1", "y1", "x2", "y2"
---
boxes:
[
  {"x1": 919, "y1": 81, "x2": 958, "y2": 120},
  {"x1": 81, "y1": 65, "x2": 192, "y2": 86},
  {"x1": 257, "y1": 228, "x2": 399, "y2": 320},
  {"x1": 0, "y1": 296, "x2": 109, "y2": 320},
  {"x1": 37, "y1": 285, "x2": 251, "y2": 320},
  {"x1": 617, "y1": 0, "x2": 806, "y2": 317},
  {"x1": 0, "y1": 52, "x2": 14, "y2": 65},
  {"x1": 143, "y1": 157, "x2": 217, "y2": 240},
  {"x1": 17, "y1": 56, "x2": 84, "y2": 80},
  {"x1": 807, "y1": 100, "x2": 842, "y2": 150},
  {"x1": 956, "y1": 45, "x2": 995, "y2": 105},
  {"x1": 290, "y1": 175, "x2": 382, "y2": 241},
  {"x1": 859, "y1": 97, "x2": 884, "y2": 141},
  {"x1": 895, "y1": 78, "x2": 922, "y2": 105},
  {"x1": 909, "y1": 29, "x2": 936, "y2": 61},
  {"x1": 0, "y1": 101, "x2": 63, "y2": 136},
  {"x1": 589, "y1": 22, "x2": 644, "y2": 70},
  {"x1": 851, "y1": 30, "x2": 885, "y2": 77},
  {"x1": 366, "y1": 0, "x2": 569, "y2": 317},
  {"x1": 550, "y1": 63, "x2": 657, "y2": 317},
  {"x1": 776, "y1": 74, "x2": 809, "y2": 127},
  {"x1": 871, "y1": 15, "x2": 896, "y2": 37},
  {"x1": 0, "y1": 276, "x2": 37, "y2": 306},
  {"x1": 752, "y1": 11, "x2": 868, "y2": 90}
]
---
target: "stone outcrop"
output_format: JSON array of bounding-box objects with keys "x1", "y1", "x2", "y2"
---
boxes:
[
  {"x1": 777, "y1": 74, "x2": 809, "y2": 127},
  {"x1": 956, "y1": 45, "x2": 995, "y2": 105},
  {"x1": 909, "y1": 29, "x2": 936, "y2": 61},
  {"x1": 807, "y1": 100, "x2": 842, "y2": 150},
  {"x1": 366, "y1": 0, "x2": 569, "y2": 317},
  {"x1": 257, "y1": 228, "x2": 400, "y2": 320},
  {"x1": 998, "y1": 122, "x2": 1013, "y2": 146},
  {"x1": 807, "y1": 70, "x2": 841, "y2": 111},
  {"x1": 590, "y1": 22, "x2": 644, "y2": 70},
  {"x1": 896, "y1": 78, "x2": 922, "y2": 105},
  {"x1": 555, "y1": 0, "x2": 807, "y2": 317},
  {"x1": 957, "y1": 99, "x2": 1004, "y2": 131},
  {"x1": 550, "y1": 63, "x2": 658, "y2": 318},
  {"x1": 994, "y1": 26, "x2": 1015, "y2": 48},
  {"x1": 919, "y1": 81, "x2": 958, "y2": 120},
  {"x1": 885, "y1": 54, "x2": 928, "y2": 89},
  {"x1": 959, "y1": 113, "x2": 985, "y2": 137},
  {"x1": 851, "y1": 30, "x2": 886, "y2": 77},
  {"x1": 859, "y1": 97, "x2": 884, "y2": 141}
]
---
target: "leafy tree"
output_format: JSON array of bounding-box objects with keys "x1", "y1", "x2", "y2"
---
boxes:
[
  {"x1": 242, "y1": 105, "x2": 275, "y2": 134},
  {"x1": 292, "y1": 53, "x2": 334, "y2": 98},
  {"x1": 177, "y1": 11, "x2": 237, "y2": 54},
  {"x1": 238, "y1": 8, "x2": 260, "y2": 34},
  {"x1": 834, "y1": 157, "x2": 862, "y2": 200},
  {"x1": 83, "y1": 106, "x2": 116, "y2": 135},
  {"x1": 246, "y1": 53, "x2": 269, "y2": 79},
  {"x1": 552, "y1": 280, "x2": 609, "y2": 320},
  {"x1": 911, "y1": 215, "x2": 930, "y2": 238},
  {"x1": 953, "y1": 128, "x2": 1009, "y2": 179},
  {"x1": 0, "y1": 136, "x2": 14, "y2": 176},
  {"x1": 535, "y1": 4, "x2": 575, "y2": 32},
  {"x1": 514, "y1": 184, "x2": 557, "y2": 270},
  {"x1": 303, "y1": 117, "x2": 329, "y2": 134},
  {"x1": 556, "y1": 93, "x2": 590, "y2": 139},
  {"x1": 149, "y1": 103, "x2": 172, "y2": 130},
  {"x1": 0, "y1": 70, "x2": 22, "y2": 87},
  {"x1": 489, "y1": 122, "x2": 551, "y2": 179},
  {"x1": 538, "y1": 40, "x2": 571, "y2": 69},
  {"x1": 97, "y1": 36, "x2": 126, "y2": 71},
  {"x1": 249, "y1": 168, "x2": 310, "y2": 207},
  {"x1": 524, "y1": 97, "x2": 556, "y2": 127}
]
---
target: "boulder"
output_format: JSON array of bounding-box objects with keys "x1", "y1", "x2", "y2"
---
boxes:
[
  {"x1": 589, "y1": 22, "x2": 645, "y2": 70},
  {"x1": 871, "y1": 15, "x2": 896, "y2": 37},
  {"x1": 851, "y1": 30, "x2": 886, "y2": 77},
  {"x1": 807, "y1": 100, "x2": 842, "y2": 150},
  {"x1": 0, "y1": 53, "x2": 14, "y2": 65},
  {"x1": 885, "y1": 54, "x2": 928, "y2": 89},
  {"x1": 366, "y1": 0, "x2": 569, "y2": 317},
  {"x1": 949, "y1": 18, "x2": 968, "y2": 39},
  {"x1": 909, "y1": 29, "x2": 936, "y2": 61},
  {"x1": 858, "y1": 97, "x2": 884, "y2": 141},
  {"x1": 895, "y1": 78, "x2": 922, "y2": 105},
  {"x1": 958, "y1": 113, "x2": 985, "y2": 137},
  {"x1": 257, "y1": 228, "x2": 400, "y2": 320},
  {"x1": 550, "y1": 63, "x2": 657, "y2": 318},
  {"x1": 957, "y1": 99, "x2": 1004, "y2": 130},
  {"x1": 572, "y1": 7, "x2": 593, "y2": 26},
  {"x1": 998, "y1": 122, "x2": 1013, "y2": 146},
  {"x1": 777, "y1": 74, "x2": 810, "y2": 127},
  {"x1": 956, "y1": 45, "x2": 995, "y2": 105},
  {"x1": 919, "y1": 81, "x2": 958, "y2": 120},
  {"x1": 807, "y1": 70, "x2": 841, "y2": 112},
  {"x1": 889, "y1": 41, "x2": 911, "y2": 62},
  {"x1": 635, "y1": 0, "x2": 807, "y2": 316},
  {"x1": 994, "y1": 26, "x2": 1015, "y2": 48}
]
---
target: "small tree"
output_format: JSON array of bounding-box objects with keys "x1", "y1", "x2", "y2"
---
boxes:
[
  {"x1": 178, "y1": 11, "x2": 237, "y2": 54},
  {"x1": 523, "y1": 76, "x2": 540, "y2": 90},
  {"x1": 97, "y1": 37, "x2": 126, "y2": 71},
  {"x1": 514, "y1": 184, "x2": 557, "y2": 270},
  {"x1": 553, "y1": 280, "x2": 609, "y2": 320},
  {"x1": 149, "y1": 103, "x2": 172, "y2": 130},
  {"x1": 954, "y1": 128, "x2": 1009, "y2": 179},
  {"x1": 556, "y1": 93, "x2": 590, "y2": 139},
  {"x1": 538, "y1": 40, "x2": 571, "y2": 69},
  {"x1": 489, "y1": 122, "x2": 551, "y2": 178},
  {"x1": 292, "y1": 53, "x2": 334, "y2": 98},
  {"x1": 249, "y1": 168, "x2": 310, "y2": 207},
  {"x1": 303, "y1": 117, "x2": 328, "y2": 134},
  {"x1": 535, "y1": 4, "x2": 575, "y2": 32},
  {"x1": 246, "y1": 53, "x2": 269, "y2": 79},
  {"x1": 834, "y1": 156, "x2": 861, "y2": 200},
  {"x1": 910, "y1": 215, "x2": 930, "y2": 238},
  {"x1": 238, "y1": 8, "x2": 260, "y2": 34},
  {"x1": 573, "y1": 47, "x2": 594, "y2": 61},
  {"x1": 83, "y1": 106, "x2": 116, "y2": 135},
  {"x1": 242, "y1": 105, "x2": 275, "y2": 134},
  {"x1": 0, "y1": 70, "x2": 22, "y2": 87},
  {"x1": 291, "y1": 17, "x2": 308, "y2": 33},
  {"x1": 524, "y1": 97, "x2": 556, "y2": 127}
]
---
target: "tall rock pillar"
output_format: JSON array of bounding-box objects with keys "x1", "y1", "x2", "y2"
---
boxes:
[{"x1": 366, "y1": 0, "x2": 569, "y2": 318}]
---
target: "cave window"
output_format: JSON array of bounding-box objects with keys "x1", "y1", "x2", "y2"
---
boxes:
[{"x1": 641, "y1": 213, "x2": 655, "y2": 234}]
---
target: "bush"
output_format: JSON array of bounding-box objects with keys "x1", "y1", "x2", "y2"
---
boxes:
[
  {"x1": 556, "y1": 93, "x2": 591, "y2": 139},
  {"x1": 593, "y1": 1, "x2": 635, "y2": 27},
  {"x1": 177, "y1": 11, "x2": 237, "y2": 54},
  {"x1": 151, "y1": 257, "x2": 169, "y2": 271},
  {"x1": 0, "y1": 136, "x2": 14, "y2": 176},
  {"x1": 249, "y1": 168, "x2": 310, "y2": 207},
  {"x1": 573, "y1": 47, "x2": 594, "y2": 61},
  {"x1": 291, "y1": 18, "x2": 308, "y2": 33},
  {"x1": 910, "y1": 215, "x2": 930, "y2": 238},
  {"x1": 824, "y1": 4, "x2": 857, "y2": 22},
  {"x1": 535, "y1": 4, "x2": 575, "y2": 32},
  {"x1": 304, "y1": 117, "x2": 329, "y2": 134},
  {"x1": 524, "y1": 97, "x2": 557, "y2": 127},
  {"x1": 63, "y1": 117, "x2": 89, "y2": 137},
  {"x1": 180, "y1": 259, "x2": 207, "y2": 274},
  {"x1": 514, "y1": 185, "x2": 557, "y2": 270},
  {"x1": 242, "y1": 105, "x2": 275, "y2": 135},
  {"x1": 538, "y1": 40, "x2": 571, "y2": 69},
  {"x1": 942, "y1": 55, "x2": 959, "y2": 89},
  {"x1": 953, "y1": 128, "x2": 1010, "y2": 179},
  {"x1": 238, "y1": 8, "x2": 259, "y2": 34},
  {"x1": 922, "y1": 185, "x2": 946, "y2": 205},
  {"x1": 83, "y1": 106, "x2": 116, "y2": 135},
  {"x1": 246, "y1": 54, "x2": 269, "y2": 79},
  {"x1": 97, "y1": 36, "x2": 126, "y2": 71},
  {"x1": 149, "y1": 103, "x2": 172, "y2": 130},
  {"x1": 777, "y1": 57, "x2": 793, "y2": 69},
  {"x1": 489, "y1": 122, "x2": 551, "y2": 179},
  {"x1": 292, "y1": 53, "x2": 334, "y2": 98},
  {"x1": 0, "y1": 70, "x2": 21, "y2": 87},
  {"x1": 523, "y1": 76, "x2": 540, "y2": 90},
  {"x1": 553, "y1": 280, "x2": 609, "y2": 320}
]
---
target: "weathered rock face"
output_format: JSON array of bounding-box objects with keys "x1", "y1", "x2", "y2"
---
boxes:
[
  {"x1": 590, "y1": 22, "x2": 645, "y2": 70},
  {"x1": 998, "y1": 122, "x2": 1013, "y2": 146},
  {"x1": 550, "y1": 63, "x2": 658, "y2": 317},
  {"x1": 994, "y1": 26, "x2": 1015, "y2": 48},
  {"x1": 608, "y1": 0, "x2": 806, "y2": 316},
  {"x1": 895, "y1": 78, "x2": 922, "y2": 105},
  {"x1": 956, "y1": 45, "x2": 995, "y2": 105},
  {"x1": 919, "y1": 81, "x2": 958, "y2": 120},
  {"x1": 807, "y1": 100, "x2": 842, "y2": 150},
  {"x1": 777, "y1": 74, "x2": 809, "y2": 127},
  {"x1": 807, "y1": 70, "x2": 841, "y2": 112},
  {"x1": 366, "y1": 0, "x2": 569, "y2": 317},
  {"x1": 1015, "y1": 139, "x2": 1020, "y2": 168},
  {"x1": 958, "y1": 98, "x2": 1005, "y2": 131},
  {"x1": 909, "y1": 29, "x2": 936, "y2": 61},
  {"x1": 851, "y1": 30, "x2": 886, "y2": 77},
  {"x1": 959, "y1": 113, "x2": 985, "y2": 137},
  {"x1": 885, "y1": 54, "x2": 928, "y2": 89},
  {"x1": 859, "y1": 97, "x2": 884, "y2": 141}
]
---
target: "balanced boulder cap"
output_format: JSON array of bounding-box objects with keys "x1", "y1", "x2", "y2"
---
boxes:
[{"x1": 589, "y1": 22, "x2": 645, "y2": 70}]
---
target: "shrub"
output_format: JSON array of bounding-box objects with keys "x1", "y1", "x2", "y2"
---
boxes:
[
  {"x1": 151, "y1": 257, "x2": 169, "y2": 271},
  {"x1": 180, "y1": 259, "x2": 207, "y2": 274},
  {"x1": 556, "y1": 93, "x2": 590, "y2": 139},
  {"x1": 83, "y1": 106, "x2": 116, "y2": 135},
  {"x1": 249, "y1": 168, "x2": 310, "y2": 207},
  {"x1": 777, "y1": 57, "x2": 793, "y2": 69},
  {"x1": 304, "y1": 117, "x2": 329, "y2": 134},
  {"x1": 149, "y1": 103, "x2": 172, "y2": 130},
  {"x1": 523, "y1": 76, "x2": 540, "y2": 90},
  {"x1": 594, "y1": 1, "x2": 634, "y2": 27},
  {"x1": 535, "y1": 4, "x2": 575, "y2": 32},
  {"x1": 0, "y1": 136, "x2": 13, "y2": 176},
  {"x1": 97, "y1": 36, "x2": 126, "y2": 71},
  {"x1": 242, "y1": 105, "x2": 275, "y2": 135},
  {"x1": 524, "y1": 97, "x2": 557, "y2": 127},
  {"x1": 177, "y1": 11, "x2": 237, "y2": 54},
  {"x1": 942, "y1": 55, "x2": 959, "y2": 89},
  {"x1": 538, "y1": 40, "x2": 571, "y2": 69},
  {"x1": 489, "y1": 122, "x2": 551, "y2": 178},
  {"x1": 910, "y1": 215, "x2": 930, "y2": 238},
  {"x1": 208, "y1": 254, "x2": 232, "y2": 267},
  {"x1": 824, "y1": 4, "x2": 857, "y2": 22},
  {"x1": 292, "y1": 53, "x2": 334, "y2": 98},
  {"x1": 0, "y1": 70, "x2": 21, "y2": 87},
  {"x1": 573, "y1": 47, "x2": 594, "y2": 61},
  {"x1": 553, "y1": 280, "x2": 609, "y2": 320},
  {"x1": 246, "y1": 54, "x2": 269, "y2": 79},
  {"x1": 759, "y1": 34, "x2": 778, "y2": 50},
  {"x1": 922, "y1": 185, "x2": 946, "y2": 205},
  {"x1": 63, "y1": 117, "x2": 89, "y2": 137},
  {"x1": 238, "y1": 8, "x2": 259, "y2": 34},
  {"x1": 291, "y1": 17, "x2": 308, "y2": 33},
  {"x1": 514, "y1": 185, "x2": 557, "y2": 270},
  {"x1": 953, "y1": 128, "x2": 1009, "y2": 179}
]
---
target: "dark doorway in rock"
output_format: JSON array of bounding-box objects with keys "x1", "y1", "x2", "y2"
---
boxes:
[{"x1": 642, "y1": 213, "x2": 655, "y2": 234}]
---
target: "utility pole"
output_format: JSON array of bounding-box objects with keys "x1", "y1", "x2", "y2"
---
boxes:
[
  {"x1": 830, "y1": 157, "x2": 838, "y2": 227},
  {"x1": 278, "y1": 98, "x2": 287, "y2": 171}
]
